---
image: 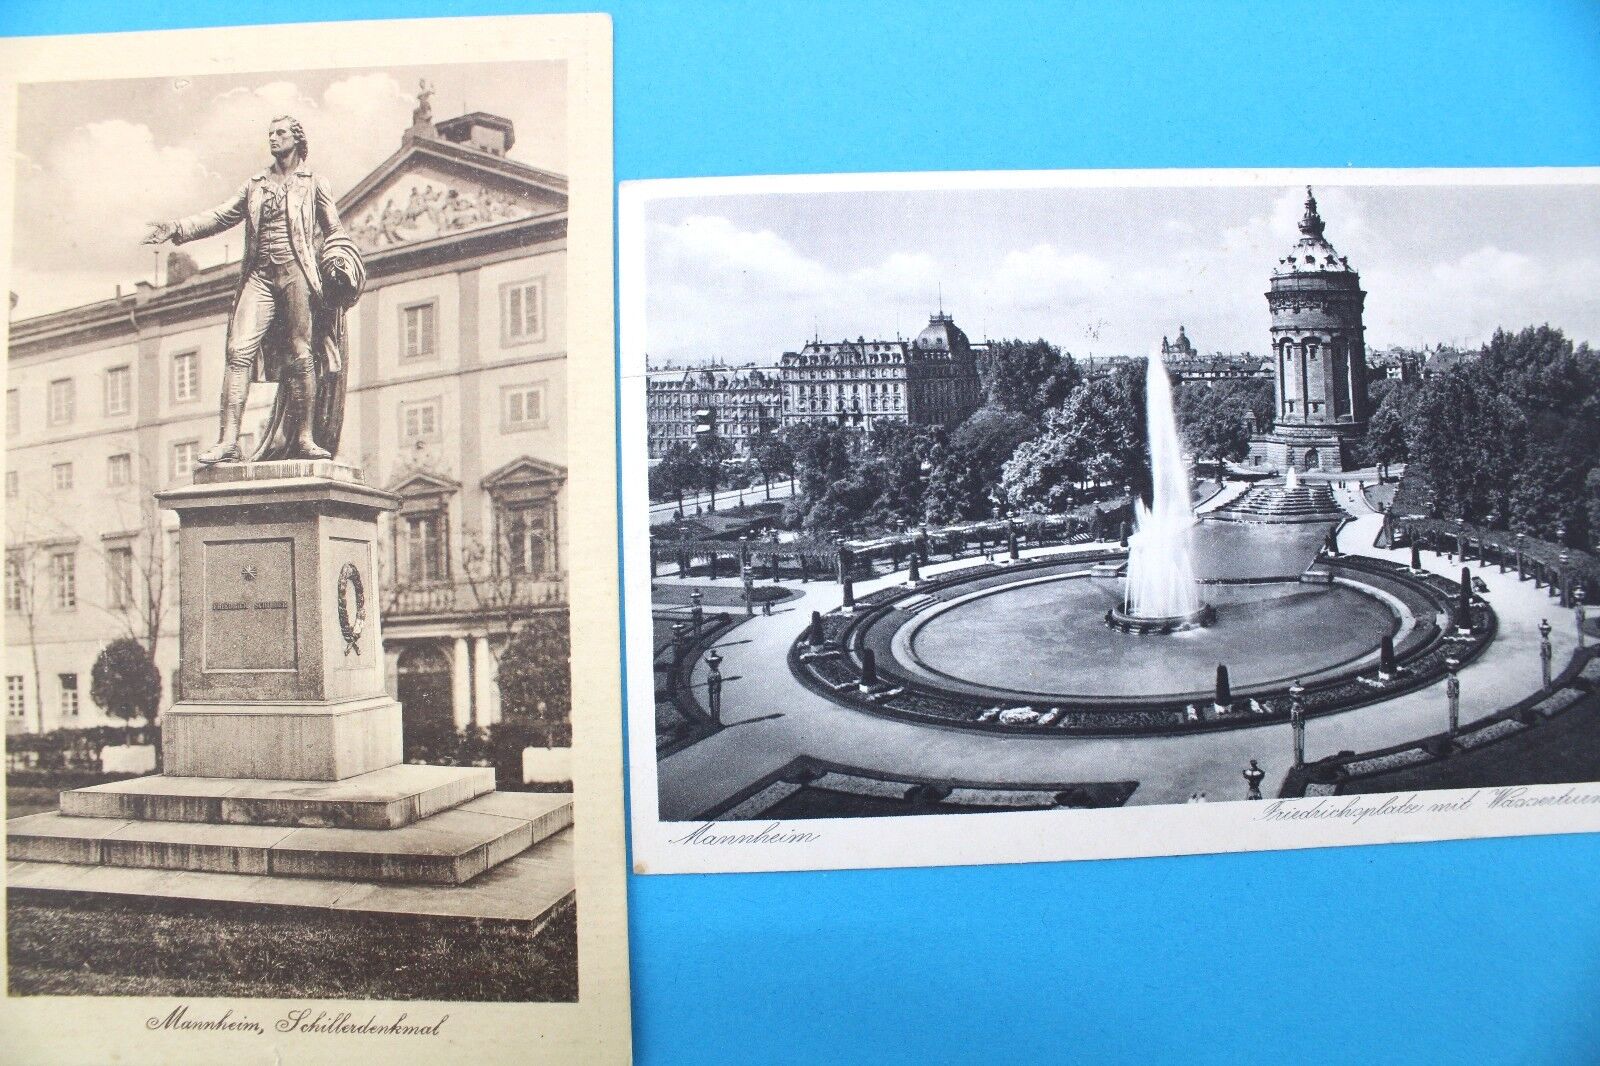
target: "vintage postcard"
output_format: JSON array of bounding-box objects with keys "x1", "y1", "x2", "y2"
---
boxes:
[
  {"x1": 2, "y1": 15, "x2": 627, "y2": 1065},
  {"x1": 620, "y1": 168, "x2": 1600, "y2": 875}
]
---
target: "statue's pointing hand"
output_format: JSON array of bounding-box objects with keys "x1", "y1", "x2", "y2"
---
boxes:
[{"x1": 142, "y1": 221, "x2": 176, "y2": 245}]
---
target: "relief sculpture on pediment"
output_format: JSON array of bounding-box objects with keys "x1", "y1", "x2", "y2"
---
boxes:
[{"x1": 351, "y1": 180, "x2": 532, "y2": 251}]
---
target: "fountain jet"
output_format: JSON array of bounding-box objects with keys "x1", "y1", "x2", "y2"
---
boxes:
[{"x1": 1113, "y1": 358, "x2": 1206, "y2": 631}]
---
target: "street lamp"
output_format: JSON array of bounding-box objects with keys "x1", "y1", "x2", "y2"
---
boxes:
[
  {"x1": 1445, "y1": 656, "x2": 1461, "y2": 736},
  {"x1": 689, "y1": 589, "x2": 704, "y2": 638},
  {"x1": 1576, "y1": 585, "x2": 1589, "y2": 650},
  {"x1": 704, "y1": 648, "x2": 724, "y2": 724},
  {"x1": 1539, "y1": 617, "x2": 1554, "y2": 691},
  {"x1": 1514, "y1": 531, "x2": 1526, "y2": 580},
  {"x1": 1288, "y1": 679, "x2": 1307, "y2": 768}
]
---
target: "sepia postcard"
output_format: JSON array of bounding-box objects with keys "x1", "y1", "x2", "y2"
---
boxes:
[
  {"x1": 1, "y1": 15, "x2": 628, "y2": 1065},
  {"x1": 620, "y1": 167, "x2": 1600, "y2": 875}
]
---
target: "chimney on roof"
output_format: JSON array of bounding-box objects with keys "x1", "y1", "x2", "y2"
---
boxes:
[{"x1": 435, "y1": 111, "x2": 516, "y2": 156}]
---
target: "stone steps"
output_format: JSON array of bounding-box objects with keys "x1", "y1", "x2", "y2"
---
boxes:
[
  {"x1": 58, "y1": 764, "x2": 496, "y2": 830},
  {"x1": 1208, "y1": 483, "x2": 1347, "y2": 524},
  {"x1": 7, "y1": 791, "x2": 571, "y2": 886}
]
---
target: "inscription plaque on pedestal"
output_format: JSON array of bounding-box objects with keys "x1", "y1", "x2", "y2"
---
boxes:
[{"x1": 203, "y1": 538, "x2": 297, "y2": 672}]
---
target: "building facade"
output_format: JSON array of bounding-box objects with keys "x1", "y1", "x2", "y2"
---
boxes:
[
  {"x1": 645, "y1": 364, "x2": 782, "y2": 459},
  {"x1": 1160, "y1": 325, "x2": 1271, "y2": 384},
  {"x1": 1247, "y1": 188, "x2": 1372, "y2": 472},
  {"x1": 778, "y1": 312, "x2": 983, "y2": 432},
  {"x1": 5, "y1": 95, "x2": 570, "y2": 742}
]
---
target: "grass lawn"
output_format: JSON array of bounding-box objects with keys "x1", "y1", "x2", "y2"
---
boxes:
[
  {"x1": 6, "y1": 786, "x2": 60, "y2": 820},
  {"x1": 8, "y1": 891, "x2": 577, "y2": 1001}
]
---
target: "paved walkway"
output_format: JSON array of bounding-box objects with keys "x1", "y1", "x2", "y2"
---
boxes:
[{"x1": 654, "y1": 498, "x2": 1583, "y2": 816}]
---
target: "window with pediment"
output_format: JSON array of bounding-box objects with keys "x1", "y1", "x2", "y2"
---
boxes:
[
  {"x1": 484, "y1": 457, "x2": 566, "y2": 580},
  {"x1": 389, "y1": 473, "x2": 458, "y2": 586}
]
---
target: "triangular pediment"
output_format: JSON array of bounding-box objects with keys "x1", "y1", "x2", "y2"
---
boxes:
[
  {"x1": 387, "y1": 469, "x2": 462, "y2": 497},
  {"x1": 338, "y1": 136, "x2": 567, "y2": 254},
  {"x1": 483, "y1": 456, "x2": 567, "y2": 495}
]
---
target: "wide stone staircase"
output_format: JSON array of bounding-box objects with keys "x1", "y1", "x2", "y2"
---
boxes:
[
  {"x1": 1206, "y1": 481, "x2": 1349, "y2": 524},
  {"x1": 8, "y1": 764, "x2": 572, "y2": 886}
]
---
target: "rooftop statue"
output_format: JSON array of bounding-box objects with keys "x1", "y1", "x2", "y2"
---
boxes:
[{"x1": 144, "y1": 114, "x2": 366, "y2": 463}]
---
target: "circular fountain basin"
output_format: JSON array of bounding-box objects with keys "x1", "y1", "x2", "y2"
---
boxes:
[{"x1": 885, "y1": 569, "x2": 1402, "y2": 705}]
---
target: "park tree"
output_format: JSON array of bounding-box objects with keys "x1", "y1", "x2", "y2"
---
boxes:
[
  {"x1": 497, "y1": 610, "x2": 572, "y2": 748},
  {"x1": 1001, "y1": 361, "x2": 1148, "y2": 512},
  {"x1": 1174, "y1": 378, "x2": 1270, "y2": 465},
  {"x1": 748, "y1": 426, "x2": 794, "y2": 494},
  {"x1": 690, "y1": 431, "x2": 735, "y2": 509},
  {"x1": 1405, "y1": 365, "x2": 1527, "y2": 526},
  {"x1": 978, "y1": 338, "x2": 1081, "y2": 420},
  {"x1": 924, "y1": 406, "x2": 1035, "y2": 522},
  {"x1": 649, "y1": 442, "x2": 703, "y2": 507},
  {"x1": 1362, "y1": 380, "x2": 1415, "y2": 475},
  {"x1": 90, "y1": 637, "x2": 162, "y2": 743}
]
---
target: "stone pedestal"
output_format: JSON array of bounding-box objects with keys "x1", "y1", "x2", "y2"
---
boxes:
[
  {"x1": 158, "y1": 461, "x2": 399, "y2": 780},
  {"x1": 8, "y1": 462, "x2": 573, "y2": 904}
]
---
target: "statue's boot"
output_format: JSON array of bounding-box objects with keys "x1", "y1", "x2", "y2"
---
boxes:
[
  {"x1": 197, "y1": 363, "x2": 249, "y2": 464},
  {"x1": 290, "y1": 362, "x2": 332, "y2": 460}
]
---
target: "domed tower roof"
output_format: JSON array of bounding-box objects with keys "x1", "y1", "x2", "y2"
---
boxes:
[
  {"x1": 1273, "y1": 187, "x2": 1358, "y2": 276},
  {"x1": 914, "y1": 312, "x2": 969, "y2": 351}
]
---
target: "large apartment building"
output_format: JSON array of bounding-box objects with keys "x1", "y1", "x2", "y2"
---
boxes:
[
  {"x1": 778, "y1": 312, "x2": 984, "y2": 432},
  {"x1": 5, "y1": 96, "x2": 570, "y2": 743},
  {"x1": 644, "y1": 364, "x2": 782, "y2": 459}
]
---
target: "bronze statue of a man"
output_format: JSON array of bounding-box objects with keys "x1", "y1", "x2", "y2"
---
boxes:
[{"x1": 144, "y1": 115, "x2": 365, "y2": 464}]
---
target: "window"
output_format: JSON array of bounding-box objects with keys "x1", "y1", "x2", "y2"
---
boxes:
[
  {"x1": 50, "y1": 551, "x2": 76, "y2": 609},
  {"x1": 5, "y1": 470, "x2": 16, "y2": 498},
  {"x1": 501, "y1": 279, "x2": 545, "y2": 345},
  {"x1": 48, "y1": 378, "x2": 75, "y2": 426},
  {"x1": 499, "y1": 501, "x2": 557, "y2": 577},
  {"x1": 5, "y1": 551, "x2": 23, "y2": 612},
  {"x1": 105, "y1": 365, "x2": 132, "y2": 416},
  {"x1": 402, "y1": 512, "x2": 447, "y2": 584},
  {"x1": 6, "y1": 388, "x2": 18, "y2": 436},
  {"x1": 172, "y1": 351, "x2": 199, "y2": 403},
  {"x1": 503, "y1": 383, "x2": 546, "y2": 431},
  {"x1": 107, "y1": 545, "x2": 135, "y2": 609},
  {"x1": 6, "y1": 676, "x2": 24, "y2": 720},
  {"x1": 59, "y1": 673, "x2": 79, "y2": 718},
  {"x1": 172, "y1": 440, "x2": 200, "y2": 480},
  {"x1": 400, "y1": 301, "x2": 437, "y2": 360},
  {"x1": 107, "y1": 453, "x2": 132, "y2": 487},
  {"x1": 52, "y1": 462, "x2": 74, "y2": 492},
  {"x1": 400, "y1": 400, "x2": 441, "y2": 441}
]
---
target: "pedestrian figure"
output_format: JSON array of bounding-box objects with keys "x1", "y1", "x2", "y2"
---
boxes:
[
  {"x1": 1243, "y1": 759, "x2": 1265, "y2": 800},
  {"x1": 761, "y1": 599, "x2": 772, "y2": 617}
]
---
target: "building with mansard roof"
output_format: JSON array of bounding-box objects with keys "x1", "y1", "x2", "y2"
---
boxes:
[
  {"x1": 644, "y1": 363, "x2": 782, "y2": 460},
  {"x1": 5, "y1": 90, "x2": 569, "y2": 747},
  {"x1": 777, "y1": 311, "x2": 984, "y2": 432}
]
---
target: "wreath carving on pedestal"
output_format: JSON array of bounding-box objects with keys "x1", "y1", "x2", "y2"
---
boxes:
[{"x1": 337, "y1": 562, "x2": 366, "y2": 655}]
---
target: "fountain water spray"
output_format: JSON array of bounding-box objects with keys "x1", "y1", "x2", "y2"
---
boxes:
[
  {"x1": 1286, "y1": 465, "x2": 1301, "y2": 491},
  {"x1": 1118, "y1": 358, "x2": 1204, "y2": 627}
]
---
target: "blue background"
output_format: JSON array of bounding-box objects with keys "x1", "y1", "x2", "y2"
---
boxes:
[{"x1": 6, "y1": 1, "x2": 1600, "y2": 1062}]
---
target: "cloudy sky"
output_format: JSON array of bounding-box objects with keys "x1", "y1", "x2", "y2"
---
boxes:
[
  {"x1": 641, "y1": 180, "x2": 1600, "y2": 362},
  {"x1": 10, "y1": 61, "x2": 565, "y2": 316}
]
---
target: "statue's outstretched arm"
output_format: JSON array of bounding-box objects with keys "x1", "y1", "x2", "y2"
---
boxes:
[{"x1": 172, "y1": 182, "x2": 251, "y2": 245}]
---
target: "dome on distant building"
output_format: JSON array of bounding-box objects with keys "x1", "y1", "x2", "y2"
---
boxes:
[
  {"x1": 1161, "y1": 325, "x2": 1196, "y2": 358},
  {"x1": 1274, "y1": 187, "x2": 1358, "y2": 276},
  {"x1": 914, "y1": 312, "x2": 969, "y2": 351}
]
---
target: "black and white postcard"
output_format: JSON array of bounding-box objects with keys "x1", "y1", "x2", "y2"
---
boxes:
[
  {"x1": 620, "y1": 168, "x2": 1600, "y2": 875},
  {"x1": 2, "y1": 16, "x2": 628, "y2": 1065}
]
